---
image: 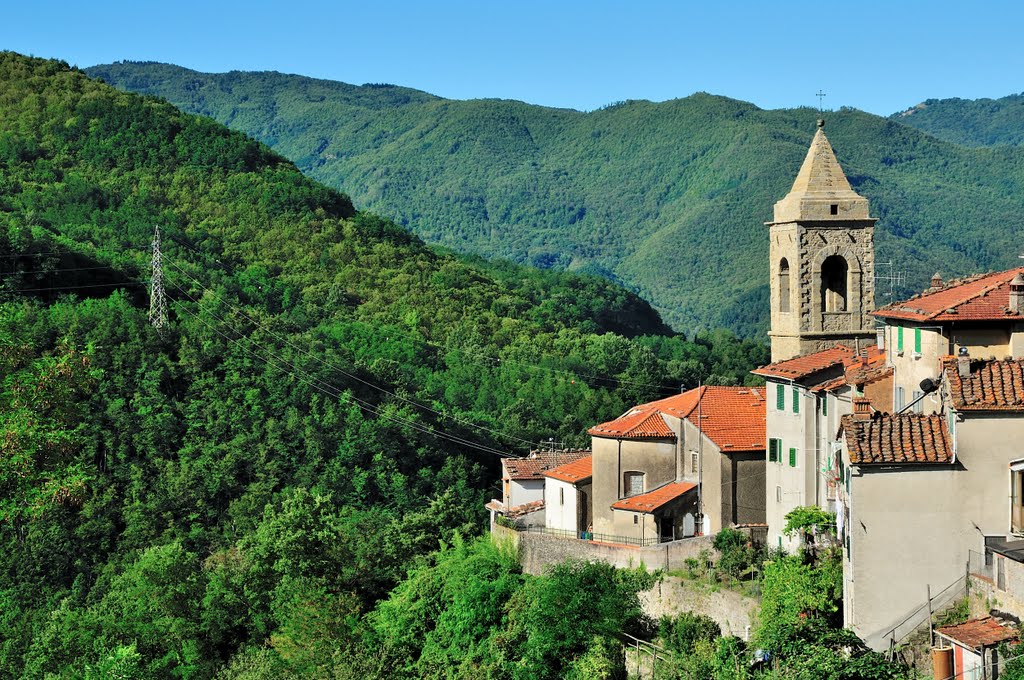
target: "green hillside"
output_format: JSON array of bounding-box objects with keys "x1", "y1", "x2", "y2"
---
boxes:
[
  {"x1": 0, "y1": 52, "x2": 771, "y2": 677},
  {"x1": 88, "y1": 62, "x2": 1024, "y2": 337},
  {"x1": 893, "y1": 93, "x2": 1024, "y2": 147}
]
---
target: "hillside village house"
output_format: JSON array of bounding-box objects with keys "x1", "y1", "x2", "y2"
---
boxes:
[
  {"x1": 543, "y1": 455, "x2": 593, "y2": 535},
  {"x1": 587, "y1": 386, "x2": 766, "y2": 544},
  {"x1": 486, "y1": 449, "x2": 589, "y2": 528},
  {"x1": 836, "y1": 269, "x2": 1024, "y2": 648}
]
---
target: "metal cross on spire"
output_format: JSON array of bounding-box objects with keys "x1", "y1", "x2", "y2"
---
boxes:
[
  {"x1": 149, "y1": 225, "x2": 168, "y2": 333},
  {"x1": 816, "y1": 90, "x2": 827, "y2": 113}
]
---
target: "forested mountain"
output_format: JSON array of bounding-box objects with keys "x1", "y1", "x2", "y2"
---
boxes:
[
  {"x1": 893, "y1": 93, "x2": 1024, "y2": 147},
  {"x1": 88, "y1": 62, "x2": 1024, "y2": 336},
  {"x1": 0, "y1": 52, "x2": 769, "y2": 677}
]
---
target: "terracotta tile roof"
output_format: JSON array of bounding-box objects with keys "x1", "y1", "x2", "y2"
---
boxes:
[
  {"x1": 840, "y1": 414, "x2": 953, "y2": 465},
  {"x1": 936, "y1": 617, "x2": 1018, "y2": 649},
  {"x1": 752, "y1": 345, "x2": 855, "y2": 381},
  {"x1": 611, "y1": 481, "x2": 697, "y2": 514},
  {"x1": 590, "y1": 386, "x2": 766, "y2": 452},
  {"x1": 873, "y1": 267, "x2": 1024, "y2": 322},
  {"x1": 542, "y1": 455, "x2": 593, "y2": 484},
  {"x1": 502, "y1": 449, "x2": 590, "y2": 481},
  {"x1": 589, "y1": 408, "x2": 675, "y2": 440},
  {"x1": 944, "y1": 357, "x2": 1024, "y2": 412}
]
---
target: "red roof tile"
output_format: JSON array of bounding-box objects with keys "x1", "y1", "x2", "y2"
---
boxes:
[
  {"x1": 542, "y1": 455, "x2": 593, "y2": 484},
  {"x1": 752, "y1": 345, "x2": 855, "y2": 381},
  {"x1": 589, "y1": 386, "x2": 766, "y2": 452},
  {"x1": 503, "y1": 449, "x2": 590, "y2": 481},
  {"x1": 840, "y1": 414, "x2": 953, "y2": 465},
  {"x1": 611, "y1": 481, "x2": 697, "y2": 514},
  {"x1": 873, "y1": 267, "x2": 1024, "y2": 322},
  {"x1": 588, "y1": 408, "x2": 675, "y2": 440},
  {"x1": 936, "y1": 617, "x2": 1018, "y2": 649},
  {"x1": 945, "y1": 357, "x2": 1024, "y2": 411}
]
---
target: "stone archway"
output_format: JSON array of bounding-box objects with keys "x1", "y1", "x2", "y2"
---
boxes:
[{"x1": 810, "y1": 245, "x2": 863, "y2": 332}]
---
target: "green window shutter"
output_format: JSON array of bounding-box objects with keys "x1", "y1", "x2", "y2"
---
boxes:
[
  {"x1": 915, "y1": 328, "x2": 922, "y2": 353},
  {"x1": 789, "y1": 447, "x2": 797, "y2": 467},
  {"x1": 792, "y1": 387, "x2": 799, "y2": 414},
  {"x1": 822, "y1": 395, "x2": 828, "y2": 416},
  {"x1": 768, "y1": 438, "x2": 779, "y2": 463},
  {"x1": 897, "y1": 327, "x2": 904, "y2": 352},
  {"x1": 776, "y1": 383, "x2": 785, "y2": 410}
]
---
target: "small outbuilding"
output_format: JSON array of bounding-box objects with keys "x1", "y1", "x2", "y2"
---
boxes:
[{"x1": 934, "y1": 616, "x2": 1018, "y2": 680}]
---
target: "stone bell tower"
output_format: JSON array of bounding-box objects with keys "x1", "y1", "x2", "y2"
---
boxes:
[{"x1": 768, "y1": 120, "x2": 876, "y2": 362}]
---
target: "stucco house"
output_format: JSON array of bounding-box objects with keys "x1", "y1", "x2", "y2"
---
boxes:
[
  {"x1": 587, "y1": 386, "x2": 766, "y2": 544},
  {"x1": 753, "y1": 344, "x2": 892, "y2": 551},
  {"x1": 542, "y1": 455, "x2": 593, "y2": 536},
  {"x1": 486, "y1": 448, "x2": 589, "y2": 528},
  {"x1": 833, "y1": 269, "x2": 1024, "y2": 648}
]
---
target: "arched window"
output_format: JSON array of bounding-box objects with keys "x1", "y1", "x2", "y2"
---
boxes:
[
  {"x1": 821, "y1": 255, "x2": 849, "y2": 312},
  {"x1": 624, "y1": 471, "x2": 645, "y2": 497},
  {"x1": 779, "y1": 258, "x2": 791, "y2": 312}
]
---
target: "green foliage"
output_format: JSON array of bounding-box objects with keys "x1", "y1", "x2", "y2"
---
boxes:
[
  {"x1": 89, "y1": 62, "x2": 1024, "y2": 336},
  {"x1": 892, "y1": 94, "x2": 1024, "y2": 147},
  {"x1": 933, "y1": 596, "x2": 970, "y2": 628},
  {"x1": 712, "y1": 528, "x2": 757, "y2": 578},
  {"x1": 659, "y1": 611, "x2": 721, "y2": 655},
  {"x1": 782, "y1": 506, "x2": 836, "y2": 539}
]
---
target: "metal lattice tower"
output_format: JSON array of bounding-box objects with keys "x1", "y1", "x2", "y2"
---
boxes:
[{"x1": 149, "y1": 226, "x2": 168, "y2": 332}]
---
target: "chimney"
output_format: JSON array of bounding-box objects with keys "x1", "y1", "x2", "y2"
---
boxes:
[
  {"x1": 957, "y1": 347, "x2": 971, "y2": 379},
  {"x1": 852, "y1": 397, "x2": 872, "y2": 420},
  {"x1": 1010, "y1": 273, "x2": 1024, "y2": 314},
  {"x1": 876, "y1": 325, "x2": 885, "y2": 351},
  {"x1": 931, "y1": 272, "x2": 943, "y2": 289}
]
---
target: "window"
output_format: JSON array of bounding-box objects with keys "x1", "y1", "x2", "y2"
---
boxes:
[
  {"x1": 789, "y1": 447, "x2": 797, "y2": 467},
  {"x1": 912, "y1": 390, "x2": 924, "y2": 414},
  {"x1": 776, "y1": 486, "x2": 782, "y2": 503},
  {"x1": 914, "y1": 328, "x2": 922, "y2": 354},
  {"x1": 845, "y1": 468, "x2": 851, "y2": 494},
  {"x1": 897, "y1": 327, "x2": 904, "y2": 353},
  {"x1": 691, "y1": 451, "x2": 699, "y2": 475},
  {"x1": 779, "y1": 258, "x2": 791, "y2": 312},
  {"x1": 624, "y1": 472, "x2": 644, "y2": 497},
  {"x1": 776, "y1": 383, "x2": 785, "y2": 411},
  {"x1": 633, "y1": 514, "x2": 639, "y2": 525},
  {"x1": 895, "y1": 386, "x2": 905, "y2": 411},
  {"x1": 792, "y1": 387, "x2": 800, "y2": 414},
  {"x1": 830, "y1": 204, "x2": 838, "y2": 215},
  {"x1": 559, "y1": 487, "x2": 564, "y2": 506},
  {"x1": 821, "y1": 255, "x2": 848, "y2": 312},
  {"x1": 822, "y1": 394, "x2": 828, "y2": 416},
  {"x1": 769, "y1": 438, "x2": 781, "y2": 463}
]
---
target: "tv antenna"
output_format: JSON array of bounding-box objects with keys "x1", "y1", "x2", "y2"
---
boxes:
[
  {"x1": 874, "y1": 261, "x2": 907, "y2": 301},
  {"x1": 149, "y1": 225, "x2": 168, "y2": 333}
]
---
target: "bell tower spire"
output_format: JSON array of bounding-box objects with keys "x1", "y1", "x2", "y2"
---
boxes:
[{"x1": 767, "y1": 120, "x2": 876, "y2": 362}]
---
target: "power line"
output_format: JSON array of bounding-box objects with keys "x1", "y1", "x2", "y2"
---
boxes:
[
  {"x1": 164, "y1": 237, "x2": 684, "y2": 394},
  {"x1": 0, "y1": 281, "x2": 148, "y2": 293},
  {"x1": 170, "y1": 293, "x2": 518, "y2": 459},
  {"x1": 163, "y1": 255, "x2": 541, "y2": 451}
]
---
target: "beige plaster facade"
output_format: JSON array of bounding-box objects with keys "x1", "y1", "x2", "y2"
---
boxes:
[
  {"x1": 765, "y1": 379, "x2": 849, "y2": 551},
  {"x1": 840, "y1": 412, "x2": 1024, "y2": 649},
  {"x1": 590, "y1": 435, "x2": 678, "y2": 537}
]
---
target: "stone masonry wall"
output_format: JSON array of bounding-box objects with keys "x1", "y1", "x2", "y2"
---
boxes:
[{"x1": 641, "y1": 576, "x2": 758, "y2": 639}]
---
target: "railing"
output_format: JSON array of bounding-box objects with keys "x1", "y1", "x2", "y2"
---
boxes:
[
  {"x1": 621, "y1": 632, "x2": 671, "y2": 679},
  {"x1": 517, "y1": 524, "x2": 662, "y2": 547},
  {"x1": 877, "y1": 574, "x2": 967, "y2": 652},
  {"x1": 969, "y1": 548, "x2": 993, "y2": 581}
]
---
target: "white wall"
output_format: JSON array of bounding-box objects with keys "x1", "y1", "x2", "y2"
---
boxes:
[{"x1": 545, "y1": 479, "x2": 578, "y2": 532}]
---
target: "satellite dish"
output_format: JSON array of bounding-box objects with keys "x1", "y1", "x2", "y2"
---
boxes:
[{"x1": 920, "y1": 377, "x2": 939, "y2": 394}]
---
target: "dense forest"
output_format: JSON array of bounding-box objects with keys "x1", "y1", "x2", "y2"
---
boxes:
[
  {"x1": 88, "y1": 62, "x2": 1024, "y2": 336},
  {"x1": 0, "y1": 52, "x2": 778, "y2": 677},
  {"x1": 893, "y1": 93, "x2": 1024, "y2": 147}
]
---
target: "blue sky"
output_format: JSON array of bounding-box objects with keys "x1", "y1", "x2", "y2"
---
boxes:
[{"x1": 4, "y1": 0, "x2": 1023, "y2": 115}]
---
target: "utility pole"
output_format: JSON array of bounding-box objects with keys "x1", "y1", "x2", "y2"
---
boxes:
[{"x1": 149, "y1": 226, "x2": 168, "y2": 333}]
